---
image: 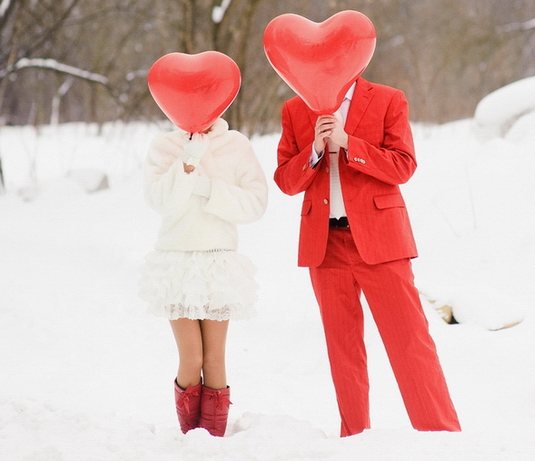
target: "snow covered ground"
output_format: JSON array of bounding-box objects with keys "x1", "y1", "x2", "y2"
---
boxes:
[{"x1": 1, "y1": 92, "x2": 534, "y2": 459}]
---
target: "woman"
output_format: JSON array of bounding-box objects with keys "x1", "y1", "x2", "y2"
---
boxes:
[{"x1": 139, "y1": 117, "x2": 267, "y2": 436}]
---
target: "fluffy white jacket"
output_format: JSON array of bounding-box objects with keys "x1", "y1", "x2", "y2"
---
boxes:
[{"x1": 144, "y1": 118, "x2": 268, "y2": 252}]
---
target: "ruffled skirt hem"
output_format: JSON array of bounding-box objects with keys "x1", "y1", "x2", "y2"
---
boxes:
[{"x1": 138, "y1": 250, "x2": 258, "y2": 321}]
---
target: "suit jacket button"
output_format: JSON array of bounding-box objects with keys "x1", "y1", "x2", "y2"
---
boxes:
[
  {"x1": 323, "y1": 198, "x2": 329, "y2": 205},
  {"x1": 302, "y1": 163, "x2": 307, "y2": 171},
  {"x1": 325, "y1": 167, "x2": 330, "y2": 173}
]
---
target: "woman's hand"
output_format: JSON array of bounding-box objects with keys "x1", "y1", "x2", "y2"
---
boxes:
[
  {"x1": 183, "y1": 132, "x2": 210, "y2": 173},
  {"x1": 183, "y1": 163, "x2": 195, "y2": 173}
]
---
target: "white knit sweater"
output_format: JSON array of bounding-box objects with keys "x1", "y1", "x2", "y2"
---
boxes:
[{"x1": 144, "y1": 118, "x2": 268, "y2": 252}]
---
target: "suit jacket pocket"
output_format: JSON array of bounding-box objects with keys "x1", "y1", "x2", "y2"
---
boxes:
[
  {"x1": 301, "y1": 199, "x2": 312, "y2": 216},
  {"x1": 373, "y1": 194, "x2": 406, "y2": 209}
]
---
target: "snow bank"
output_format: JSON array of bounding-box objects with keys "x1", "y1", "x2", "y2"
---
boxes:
[{"x1": 474, "y1": 75, "x2": 535, "y2": 138}]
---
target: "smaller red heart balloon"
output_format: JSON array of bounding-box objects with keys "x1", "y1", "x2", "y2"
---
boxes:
[
  {"x1": 148, "y1": 51, "x2": 241, "y2": 133},
  {"x1": 263, "y1": 11, "x2": 376, "y2": 114}
]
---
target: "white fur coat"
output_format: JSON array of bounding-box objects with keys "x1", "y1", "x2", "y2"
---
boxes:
[{"x1": 144, "y1": 118, "x2": 268, "y2": 252}]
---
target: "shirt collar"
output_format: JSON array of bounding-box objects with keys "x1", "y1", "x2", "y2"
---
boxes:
[{"x1": 345, "y1": 81, "x2": 356, "y2": 101}]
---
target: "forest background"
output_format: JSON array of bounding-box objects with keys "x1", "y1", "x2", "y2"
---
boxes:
[{"x1": 1, "y1": 0, "x2": 534, "y2": 136}]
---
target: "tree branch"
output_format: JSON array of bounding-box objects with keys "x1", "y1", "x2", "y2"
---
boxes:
[
  {"x1": 498, "y1": 17, "x2": 535, "y2": 32},
  {"x1": 0, "y1": 58, "x2": 109, "y2": 85}
]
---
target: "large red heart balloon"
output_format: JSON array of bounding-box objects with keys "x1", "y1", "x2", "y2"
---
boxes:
[
  {"x1": 263, "y1": 11, "x2": 376, "y2": 114},
  {"x1": 148, "y1": 51, "x2": 241, "y2": 133}
]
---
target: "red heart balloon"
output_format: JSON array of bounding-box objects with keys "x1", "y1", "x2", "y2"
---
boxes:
[
  {"x1": 263, "y1": 11, "x2": 376, "y2": 114},
  {"x1": 148, "y1": 51, "x2": 241, "y2": 133}
]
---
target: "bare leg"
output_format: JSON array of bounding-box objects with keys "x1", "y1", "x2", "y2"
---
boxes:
[
  {"x1": 200, "y1": 319, "x2": 229, "y2": 390},
  {"x1": 169, "y1": 318, "x2": 203, "y2": 389}
]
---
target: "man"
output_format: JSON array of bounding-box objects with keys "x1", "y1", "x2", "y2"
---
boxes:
[{"x1": 274, "y1": 78, "x2": 461, "y2": 436}]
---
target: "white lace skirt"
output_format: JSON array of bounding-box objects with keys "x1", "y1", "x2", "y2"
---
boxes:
[{"x1": 138, "y1": 249, "x2": 258, "y2": 321}]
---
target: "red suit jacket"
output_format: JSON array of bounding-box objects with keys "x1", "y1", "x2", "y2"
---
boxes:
[{"x1": 274, "y1": 78, "x2": 418, "y2": 267}]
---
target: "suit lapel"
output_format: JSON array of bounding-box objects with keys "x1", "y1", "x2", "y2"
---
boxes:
[{"x1": 345, "y1": 79, "x2": 374, "y2": 134}]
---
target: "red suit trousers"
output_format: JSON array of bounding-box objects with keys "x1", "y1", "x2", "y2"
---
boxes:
[{"x1": 309, "y1": 228, "x2": 461, "y2": 437}]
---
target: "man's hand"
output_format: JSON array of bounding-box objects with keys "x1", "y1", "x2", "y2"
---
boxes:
[{"x1": 314, "y1": 114, "x2": 348, "y2": 153}]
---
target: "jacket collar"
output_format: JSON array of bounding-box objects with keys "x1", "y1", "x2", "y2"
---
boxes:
[
  {"x1": 206, "y1": 117, "x2": 229, "y2": 138},
  {"x1": 177, "y1": 117, "x2": 229, "y2": 139}
]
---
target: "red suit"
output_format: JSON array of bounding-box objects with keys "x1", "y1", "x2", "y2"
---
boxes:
[{"x1": 274, "y1": 78, "x2": 461, "y2": 436}]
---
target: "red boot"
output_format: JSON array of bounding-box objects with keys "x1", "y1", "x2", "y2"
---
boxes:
[
  {"x1": 174, "y1": 380, "x2": 202, "y2": 434},
  {"x1": 199, "y1": 386, "x2": 232, "y2": 437}
]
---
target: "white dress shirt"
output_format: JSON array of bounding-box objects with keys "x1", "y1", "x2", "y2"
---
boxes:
[{"x1": 310, "y1": 82, "x2": 356, "y2": 219}]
